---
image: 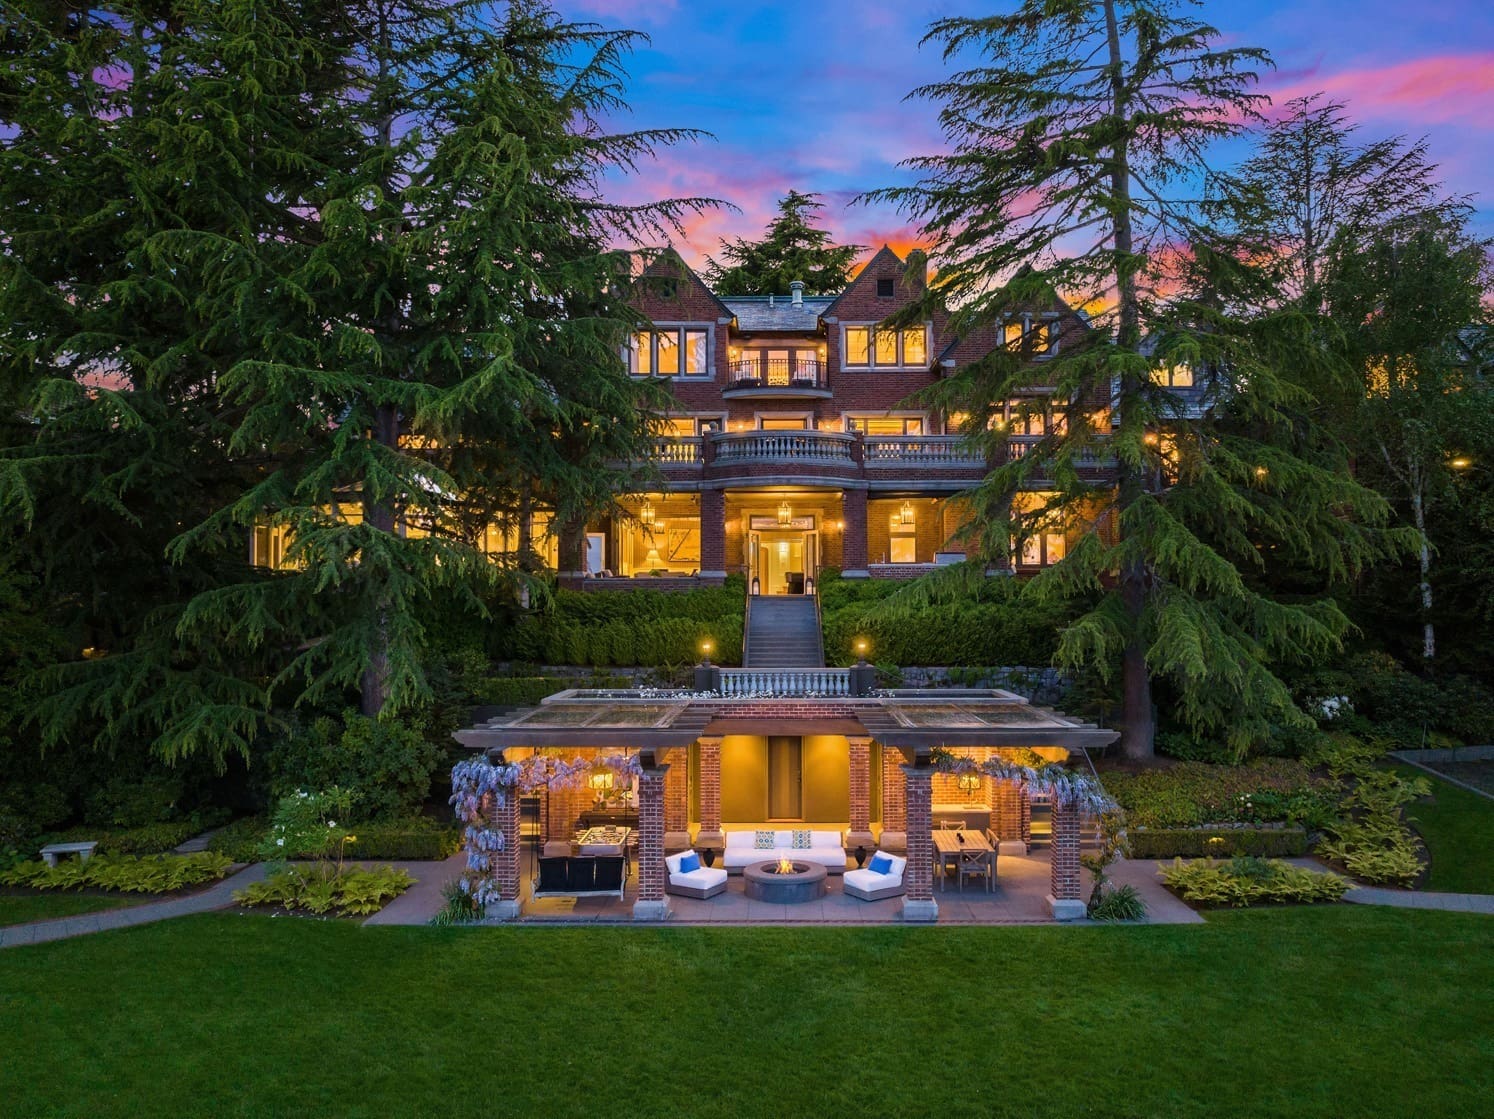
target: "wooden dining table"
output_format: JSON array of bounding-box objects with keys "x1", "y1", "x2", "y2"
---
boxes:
[
  {"x1": 576, "y1": 827, "x2": 630, "y2": 856},
  {"x1": 930, "y1": 829, "x2": 995, "y2": 893}
]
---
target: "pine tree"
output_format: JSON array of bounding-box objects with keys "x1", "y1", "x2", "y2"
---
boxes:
[
  {"x1": 704, "y1": 190, "x2": 862, "y2": 295},
  {"x1": 0, "y1": 0, "x2": 715, "y2": 760},
  {"x1": 864, "y1": 1, "x2": 1402, "y2": 758}
]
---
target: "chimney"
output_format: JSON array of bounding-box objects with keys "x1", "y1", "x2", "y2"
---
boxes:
[{"x1": 790, "y1": 279, "x2": 804, "y2": 307}]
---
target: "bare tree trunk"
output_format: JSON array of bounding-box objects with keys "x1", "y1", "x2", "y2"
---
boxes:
[
  {"x1": 360, "y1": 401, "x2": 400, "y2": 717},
  {"x1": 1104, "y1": 0, "x2": 1154, "y2": 760},
  {"x1": 1409, "y1": 463, "x2": 1435, "y2": 663}
]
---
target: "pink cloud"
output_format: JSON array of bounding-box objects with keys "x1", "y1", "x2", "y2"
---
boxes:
[{"x1": 1265, "y1": 54, "x2": 1494, "y2": 126}]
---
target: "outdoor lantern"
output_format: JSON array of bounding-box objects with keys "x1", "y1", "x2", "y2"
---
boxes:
[
  {"x1": 854, "y1": 637, "x2": 870, "y2": 664},
  {"x1": 805, "y1": 576, "x2": 815, "y2": 595},
  {"x1": 699, "y1": 638, "x2": 714, "y2": 666},
  {"x1": 777, "y1": 499, "x2": 793, "y2": 526},
  {"x1": 639, "y1": 497, "x2": 655, "y2": 526},
  {"x1": 899, "y1": 500, "x2": 915, "y2": 526}
]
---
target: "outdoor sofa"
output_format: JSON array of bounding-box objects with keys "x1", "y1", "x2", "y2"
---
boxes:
[
  {"x1": 721, "y1": 829, "x2": 847, "y2": 874},
  {"x1": 665, "y1": 851, "x2": 728, "y2": 899}
]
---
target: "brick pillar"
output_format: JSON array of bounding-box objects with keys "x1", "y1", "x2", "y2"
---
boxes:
[
  {"x1": 842, "y1": 487, "x2": 868, "y2": 577},
  {"x1": 488, "y1": 789, "x2": 522, "y2": 919},
  {"x1": 1048, "y1": 797, "x2": 1085, "y2": 920},
  {"x1": 881, "y1": 748, "x2": 906, "y2": 832},
  {"x1": 634, "y1": 761, "x2": 670, "y2": 920},
  {"x1": 696, "y1": 737, "x2": 723, "y2": 850},
  {"x1": 900, "y1": 762, "x2": 938, "y2": 921},
  {"x1": 846, "y1": 737, "x2": 874, "y2": 857},
  {"x1": 993, "y1": 779, "x2": 1026, "y2": 854},
  {"x1": 1020, "y1": 785, "x2": 1032, "y2": 847},
  {"x1": 700, "y1": 489, "x2": 726, "y2": 578},
  {"x1": 664, "y1": 749, "x2": 690, "y2": 851}
]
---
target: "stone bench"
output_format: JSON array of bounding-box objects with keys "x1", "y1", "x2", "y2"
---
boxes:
[{"x1": 40, "y1": 841, "x2": 98, "y2": 867}]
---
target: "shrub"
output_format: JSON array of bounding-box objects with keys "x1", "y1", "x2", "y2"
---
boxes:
[
  {"x1": 1088, "y1": 883, "x2": 1147, "y2": 921},
  {"x1": 473, "y1": 676, "x2": 577, "y2": 707},
  {"x1": 1103, "y1": 761, "x2": 1331, "y2": 829},
  {"x1": 430, "y1": 879, "x2": 483, "y2": 926},
  {"x1": 261, "y1": 788, "x2": 355, "y2": 863},
  {"x1": 1154, "y1": 732, "x2": 1236, "y2": 764},
  {"x1": 1159, "y1": 857, "x2": 1349, "y2": 907},
  {"x1": 267, "y1": 711, "x2": 443, "y2": 821},
  {"x1": 1126, "y1": 827, "x2": 1309, "y2": 859},
  {"x1": 207, "y1": 816, "x2": 269, "y2": 862},
  {"x1": 36, "y1": 812, "x2": 233, "y2": 857},
  {"x1": 0, "y1": 851, "x2": 234, "y2": 893},
  {"x1": 341, "y1": 818, "x2": 461, "y2": 860},
  {"x1": 234, "y1": 864, "x2": 412, "y2": 917},
  {"x1": 83, "y1": 773, "x2": 186, "y2": 828}
]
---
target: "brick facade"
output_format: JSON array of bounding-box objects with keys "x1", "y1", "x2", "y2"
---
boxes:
[
  {"x1": 664, "y1": 753, "x2": 689, "y2": 834},
  {"x1": 697, "y1": 737, "x2": 722, "y2": 834},
  {"x1": 880, "y1": 747, "x2": 907, "y2": 831},
  {"x1": 993, "y1": 779, "x2": 1023, "y2": 843},
  {"x1": 1049, "y1": 798, "x2": 1083, "y2": 902},
  {"x1": 901, "y1": 763, "x2": 935, "y2": 906},
  {"x1": 634, "y1": 765, "x2": 668, "y2": 915},
  {"x1": 491, "y1": 791, "x2": 522, "y2": 910},
  {"x1": 847, "y1": 737, "x2": 871, "y2": 834}
]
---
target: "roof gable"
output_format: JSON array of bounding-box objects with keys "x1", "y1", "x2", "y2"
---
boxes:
[{"x1": 633, "y1": 247, "x2": 735, "y2": 322}]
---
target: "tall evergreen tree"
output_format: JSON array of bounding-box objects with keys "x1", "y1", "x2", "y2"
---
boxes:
[
  {"x1": 704, "y1": 190, "x2": 862, "y2": 295},
  {"x1": 865, "y1": 0, "x2": 1400, "y2": 758},
  {"x1": 1, "y1": 0, "x2": 713, "y2": 761}
]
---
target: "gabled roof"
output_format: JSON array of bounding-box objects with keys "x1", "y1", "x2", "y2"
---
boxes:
[
  {"x1": 635, "y1": 247, "x2": 736, "y2": 321},
  {"x1": 820, "y1": 244, "x2": 909, "y2": 319},
  {"x1": 720, "y1": 295, "x2": 836, "y2": 332}
]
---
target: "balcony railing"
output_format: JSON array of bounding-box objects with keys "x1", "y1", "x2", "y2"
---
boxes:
[
  {"x1": 710, "y1": 430, "x2": 856, "y2": 464},
  {"x1": 726, "y1": 357, "x2": 827, "y2": 390},
  {"x1": 652, "y1": 437, "x2": 702, "y2": 464},
  {"x1": 716, "y1": 668, "x2": 851, "y2": 697},
  {"x1": 1006, "y1": 435, "x2": 1115, "y2": 467},
  {"x1": 863, "y1": 435, "x2": 984, "y2": 467}
]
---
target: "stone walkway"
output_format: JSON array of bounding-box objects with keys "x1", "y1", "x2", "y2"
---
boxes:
[
  {"x1": 1342, "y1": 886, "x2": 1494, "y2": 913},
  {"x1": 0, "y1": 863, "x2": 268, "y2": 950}
]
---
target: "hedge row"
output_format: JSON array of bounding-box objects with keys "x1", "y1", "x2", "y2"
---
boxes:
[
  {"x1": 505, "y1": 615, "x2": 743, "y2": 668},
  {"x1": 473, "y1": 676, "x2": 583, "y2": 707},
  {"x1": 1127, "y1": 827, "x2": 1309, "y2": 859},
  {"x1": 823, "y1": 602, "x2": 1060, "y2": 667},
  {"x1": 206, "y1": 816, "x2": 460, "y2": 862}
]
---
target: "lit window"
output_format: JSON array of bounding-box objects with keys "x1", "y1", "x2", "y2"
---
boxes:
[
  {"x1": 890, "y1": 535, "x2": 918, "y2": 564},
  {"x1": 759, "y1": 416, "x2": 810, "y2": 430},
  {"x1": 656, "y1": 331, "x2": 679, "y2": 375},
  {"x1": 845, "y1": 327, "x2": 870, "y2": 365},
  {"x1": 1151, "y1": 363, "x2": 1194, "y2": 388},
  {"x1": 630, "y1": 332, "x2": 652, "y2": 375},
  {"x1": 902, "y1": 327, "x2": 927, "y2": 365},
  {"x1": 684, "y1": 330, "x2": 708, "y2": 375},
  {"x1": 1004, "y1": 321, "x2": 1023, "y2": 349},
  {"x1": 1031, "y1": 321, "x2": 1055, "y2": 354},
  {"x1": 875, "y1": 330, "x2": 898, "y2": 365},
  {"x1": 849, "y1": 416, "x2": 924, "y2": 436}
]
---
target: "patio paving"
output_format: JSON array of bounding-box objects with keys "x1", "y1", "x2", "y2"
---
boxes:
[{"x1": 483, "y1": 851, "x2": 1201, "y2": 926}]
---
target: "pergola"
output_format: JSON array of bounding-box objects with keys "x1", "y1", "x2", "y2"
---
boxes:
[{"x1": 453, "y1": 688, "x2": 1118, "y2": 922}]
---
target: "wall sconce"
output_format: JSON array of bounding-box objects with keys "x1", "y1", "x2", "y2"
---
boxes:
[
  {"x1": 958, "y1": 774, "x2": 981, "y2": 799},
  {"x1": 777, "y1": 500, "x2": 793, "y2": 526},
  {"x1": 590, "y1": 770, "x2": 614, "y2": 804},
  {"x1": 639, "y1": 498, "x2": 655, "y2": 526}
]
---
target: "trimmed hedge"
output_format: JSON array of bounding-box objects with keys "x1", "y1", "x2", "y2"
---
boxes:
[
  {"x1": 473, "y1": 676, "x2": 579, "y2": 707},
  {"x1": 37, "y1": 818, "x2": 212, "y2": 857},
  {"x1": 1128, "y1": 827, "x2": 1309, "y2": 859},
  {"x1": 207, "y1": 816, "x2": 460, "y2": 862},
  {"x1": 1103, "y1": 761, "x2": 1332, "y2": 829}
]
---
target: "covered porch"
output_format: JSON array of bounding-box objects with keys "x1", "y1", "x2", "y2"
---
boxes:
[{"x1": 453, "y1": 689, "x2": 1124, "y2": 924}]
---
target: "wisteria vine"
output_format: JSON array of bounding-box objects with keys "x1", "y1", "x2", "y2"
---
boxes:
[
  {"x1": 931, "y1": 747, "x2": 1116, "y2": 812},
  {"x1": 449, "y1": 752, "x2": 646, "y2": 910}
]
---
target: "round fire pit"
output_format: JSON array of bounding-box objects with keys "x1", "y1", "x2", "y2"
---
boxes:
[{"x1": 743, "y1": 859, "x2": 828, "y2": 904}]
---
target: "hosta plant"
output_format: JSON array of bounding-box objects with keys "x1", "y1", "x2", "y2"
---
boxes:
[
  {"x1": 234, "y1": 864, "x2": 412, "y2": 917},
  {"x1": 1159, "y1": 857, "x2": 1349, "y2": 907},
  {"x1": 0, "y1": 852, "x2": 233, "y2": 894}
]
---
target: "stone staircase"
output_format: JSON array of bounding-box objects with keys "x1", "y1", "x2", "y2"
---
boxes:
[{"x1": 743, "y1": 595, "x2": 824, "y2": 668}]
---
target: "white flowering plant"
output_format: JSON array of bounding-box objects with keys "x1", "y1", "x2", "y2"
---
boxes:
[{"x1": 260, "y1": 787, "x2": 356, "y2": 868}]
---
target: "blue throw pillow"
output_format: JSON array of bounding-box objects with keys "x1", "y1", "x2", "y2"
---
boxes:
[
  {"x1": 678, "y1": 852, "x2": 700, "y2": 873},
  {"x1": 869, "y1": 853, "x2": 894, "y2": 875}
]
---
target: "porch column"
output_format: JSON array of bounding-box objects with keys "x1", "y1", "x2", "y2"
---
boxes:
[
  {"x1": 633, "y1": 756, "x2": 670, "y2": 921},
  {"x1": 1048, "y1": 797, "x2": 1085, "y2": 920},
  {"x1": 696, "y1": 736, "x2": 724, "y2": 852},
  {"x1": 488, "y1": 788, "x2": 523, "y2": 920},
  {"x1": 700, "y1": 489, "x2": 726, "y2": 579},
  {"x1": 846, "y1": 737, "x2": 875, "y2": 858},
  {"x1": 663, "y1": 747, "x2": 691, "y2": 852},
  {"x1": 1020, "y1": 785, "x2": 1033, "y2": 848},
  {"x1": 993, "y1": 778, "x2": 1026, "y2": 856},
  {"x1": 900, "y1": 760, "x2": 938, "y2": 922},
  {"x1": 879, "y1": 747, "x2": 907, "y2": 851},
  {"x1": 842, "y1": 487, "x2": 868, "y2": 578}
]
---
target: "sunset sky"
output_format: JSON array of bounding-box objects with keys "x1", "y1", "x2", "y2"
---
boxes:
[{"x1": 571, "y1": 0, "x2": 1494, "y2": 271}]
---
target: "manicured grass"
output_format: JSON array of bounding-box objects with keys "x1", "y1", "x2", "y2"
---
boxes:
[
  {"x1": 0, "y1": 892, "x2": 140, "y2": 927},
  {"x1": 2, "y1": 908, "x2": 1491, "y2": 1118},
  {"x1": 1393, "y1": 763, "x2": 1494, "y2": 893}
]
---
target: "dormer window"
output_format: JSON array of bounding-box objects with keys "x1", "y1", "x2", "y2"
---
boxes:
[
  {"x1": 1002, "y1": 315, "x2": 1059, "y2": 358},
  {"x1": 876, "y1": 277, "x2": 895, "y2": 298},
  {"x1": 842, "y1": 324, "x2": 931, "y2": 370}
]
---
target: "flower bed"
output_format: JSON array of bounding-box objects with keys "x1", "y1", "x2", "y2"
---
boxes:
[
  {"x1": 0, "y1": 852, "x2": 234, "y2": 894},
  {"x1": 234, "y1": 864, "x2": 412, "y2": 917},
  {"x1": 1159, "y1": 857, "x2": 1349, "y2": 907}
]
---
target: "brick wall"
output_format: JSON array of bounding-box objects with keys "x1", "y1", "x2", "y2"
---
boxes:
[
  {"x1": 664, "y1": 754, "x2": 689, "y2": 834},
  {"x1": 697, "y1": 738, "x2": 722, "y2": 832},
  {"x1": 490, "y1": 791, "x2": 522, "y2": 904},
  {"x1": 636, "y1": 767, "x2": 667, "y2": 903},
  {"x1": 881, "y1": 748, "x2": 907, "y2": 830},
  {"x1": 848, "y1": 739, "x2": 871, "y2": 833},
  {"x1": 902, "y1": 764, "x2": 934, "y2": 902},
  {"x1": 701, "y1": 489, "x2": 725, "y2": 573},
  {"x1": 993, "y1": 779, "x2": 1023, "y2": 842},
  {"x1": 866, "y1": 496, "x2": 948, "y2": 566},
  {"x1": 1049, "y1": 798, "x2": 1083, "y2": 901}
]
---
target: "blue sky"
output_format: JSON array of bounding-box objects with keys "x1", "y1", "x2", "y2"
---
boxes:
[{"x1": 567, "y1": 0, "x2": 1494, "y2": 267}]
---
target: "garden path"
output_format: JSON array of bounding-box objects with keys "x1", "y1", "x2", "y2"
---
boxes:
[
  {"x1": 0, "y1": 863, "x2": 267, "y2": 950},
  {"x1": 1342, "y1": 886, "x2": 1494, "y2": 913}
]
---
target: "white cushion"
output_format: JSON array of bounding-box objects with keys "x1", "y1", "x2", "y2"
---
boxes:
[
  {"x1": 811, "y1": 830, "x2": 842, "y2": 849},
  {"x1": 724, "y1": 832, "x2": 756, "y2": 850},
  {"x1": 844, "y1": 867, "x2": 901, "y2": 892},
  {"x1": 670, "y1": 866, "x2": 728, "y2": 890}
]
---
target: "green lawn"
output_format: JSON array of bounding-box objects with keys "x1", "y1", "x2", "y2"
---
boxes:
[
  {"x1": 0, "y1": 892, "x2": 141, "y2": 927},
  {"x1": 1393, "y1": 763, "x2": 1494, "y2": 893},
  {"x1": 1, "y1": 908, "x2": 1490, "y2": 1118}
]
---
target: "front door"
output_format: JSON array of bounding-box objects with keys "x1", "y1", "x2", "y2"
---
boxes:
[
  {"x1": 749, "y1": 531, "x2": 817, "y2": 594},
  {"x1": 767, "y1": 736, "x2": 803, "y2": 820}
]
